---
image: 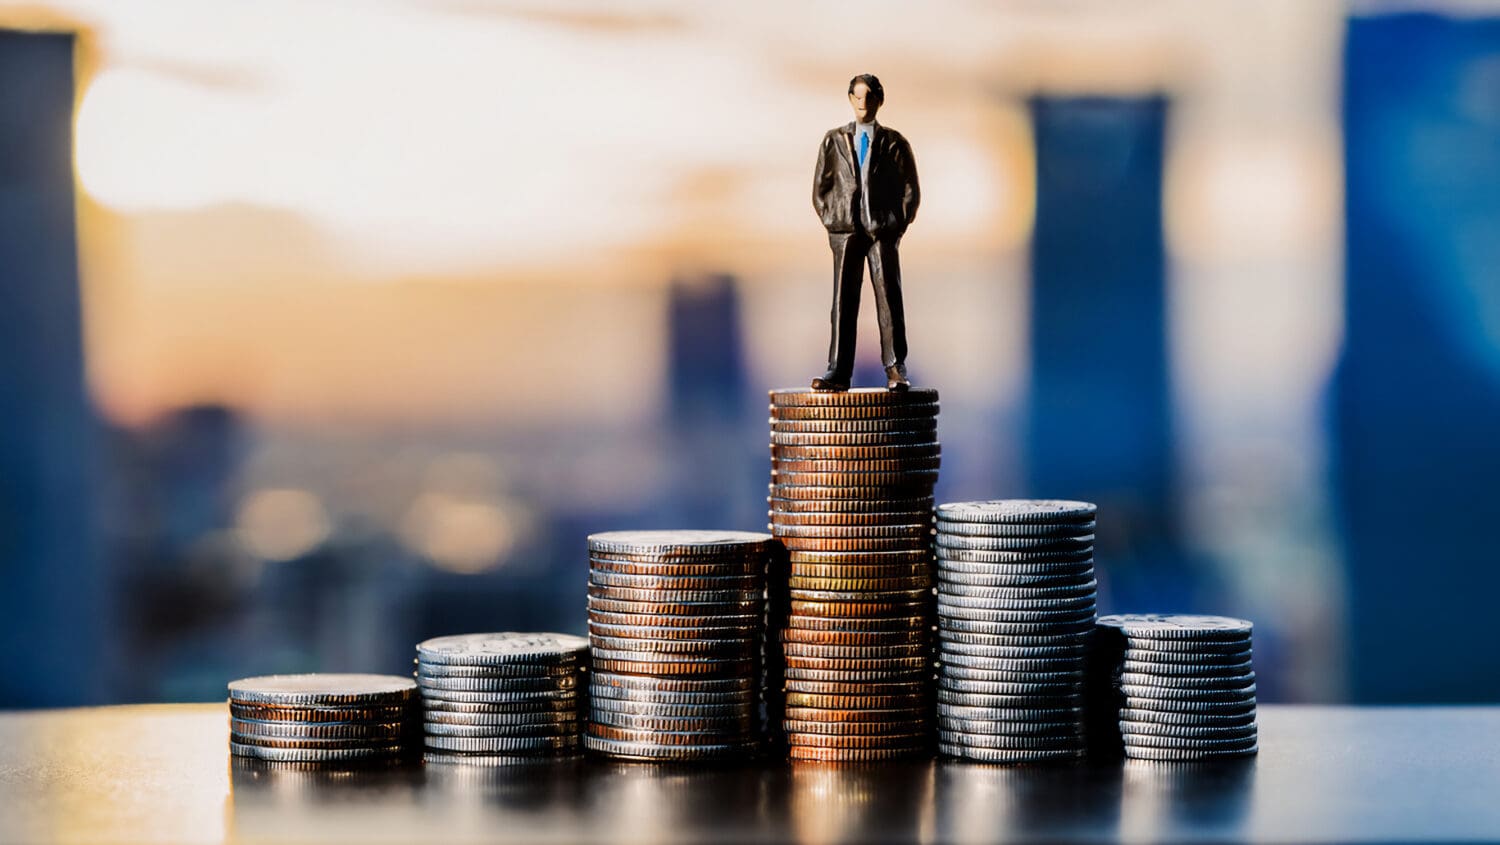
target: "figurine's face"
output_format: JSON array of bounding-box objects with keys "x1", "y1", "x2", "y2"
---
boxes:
[{"x1": 849, "y1": 82, "x2": 880, "y2": 123}]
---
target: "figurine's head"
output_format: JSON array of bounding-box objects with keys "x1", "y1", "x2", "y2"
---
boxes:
[{"x1": 847, "y1": 74, "x2": 884, "y2": 123}]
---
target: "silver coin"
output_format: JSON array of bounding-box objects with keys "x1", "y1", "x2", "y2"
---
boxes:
[
  {"x1": 229, "y1": 719, "x2": 409, "y2": 741},
  {"x1": 935, "y1": 548, "x2": 1094, "y2": 565},
  {"x1": 229, "y1": 741, "x2": 403, "y2": 762},
  {"x1": 936, "y1": 535, "x2": 1094, "y2": 552},
  {"x1": 936, "y1": 717, "x2": 1084, "y2": 737},
  {"x1": 588, "y1": 685, "x2": 755, "y2": 707},
  {"x1": 589, "y1": 673, "x2": 754, "y2": 693},
  {"x1": 587, "y1": 530, "x2": 774, "y2": 557},
  {"x1": 935, "y1": 580, "x2": 1097, "y2": 600},
  {"x1": 1116, "y1": 683, "x2": 1257, "y2": 703},
  {"x1": 420, "y1": 688, "x2": 579, "y2": 704},
  {"x1": 937, "y1": 652, "x2": 1085, "y2": 672},
  {"x1": 937, "y1": 629, "x2": 1092, "y2": 647},
  {"x1": 936, "y1": 689, "x2": 1084, "y2": 709},
  {"x1": 420, "y1": 695, "x2": 577, "y2": 713},
  {"x1": 415, "y1": 632, "x2": 589, "y2": 666},
  {"x1": 1121, "y1": 732, "x2": 1259, "y2": 751},
  {"x1": 937, "y1": 730, "x2": 1084, "y2": 751},
  {"x1": 588, "y1": 709, "x2": 755, "y2": 732},
  {"x1": 1115, "y1": 671, "x2": 1257, "y2": 691},
  {"x1": 937, "y1": 703, "x2": 1083, "y2": 721},
  {"x1": 587, "y1": 698, "x2": 753, "y2": 719},
  {"x1": 939, "y1": 677, "x2": 1084, "y2": 696},
  {"x1": 582, "y1": 735, "x2": 756, "y2": 761},
  {"x1": 1118, "y1": 719, "x2": 1257, "y2": 739},
  {"x1": 935, "y1": 520, "x2": 1096, "y2": 538},
  {"x1": 936, "y1": 570, "x2": 1095, "y2": 587},
  {"x1": 938, "y1": 616, "x2": 1096, "y2": 635},
  {"x1": 1120, "y1": 658, "x2": 1254, "y2": 678},
  {"x1": 1123, "y1": 743, "x2": 1258, "y2": 761},
  {"x1": 940, "y1": 666, "x2": 1085, "y2": 684},
  {"x1": 228, "y1": 674, "x2": 416, "y2": 707},
  {"x1": 418, "y1": 675, "x2": 577, "y2": 693},
  {"x1": 1119, "y1": 647, "x2": 1254, "y2": 666},
  {"x1": 1111, "y1": 697, "x2": 1258, "y2": 715},
  {"x1": 936, "y1": 593, "x2": 1097, "y2": 612},
  {"x1": 934, "y1": 500, "x2": 1097, "y2": 524},
  {"x1": 1117, "y1": 707, "x2": 1260, "y2": 726},
  {"x1": 1097, "y1": 614, "x2": 1253, "y2": 640},
  {"x1": 414, "y1": 660, "x2": 579, "y2": 679},
  {"x1": 423, "y1": 751, "x2": 579, "y2": 767},
  {"x1": 423, "y1": 709, "x2": 578, "y2": 726},
  {"x1": 936, "y1": 603, "x2": 1095, "y2": 623},
  {"x1": 938, "y1": 743, "x2": 1084, "y2": 763},
  {"x1": 422, "y1": 721, "x2": 579, "y2": 738},
  {"x1": 425, "y1": 735, "x2": 580, "y2": 753}
]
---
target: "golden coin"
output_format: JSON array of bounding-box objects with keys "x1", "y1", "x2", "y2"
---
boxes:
[
  {"x1": 770, "y1": 444, "x2": 941, "y2": 461},
  {"x1": 789, "y1": 600, "x2": 931, "y2": 619},
  {"x1": 779, "y1": 536, "x2": 932, "y2": 553},
  {"x1": 772, "y1": 523, "x2": 932, "y2": 539},
  {"x1": 773, "y1": 457, "x2": 942, "y2": 473},
  {"x1": 770, "y1": 418, "x2": 937, "y2": 434},
  {"x1": 779, "y1": 628, "x2": 930, "y2": 646},
  {"x1": 788, "y1": 562, "x2": 931, "y2": 580},
  {"x1": 783, "y1": 614, "x2": 933, "y2": 633},
  {"x1": 787, "y1": 549, "x2": 932, "y2": 565},
  {"x1": 770, "y1": 404, "x2": 939, "y2": 421},
  {"x1": 772, "y1": 470, "x2": 941, "y2": 487},
  {"x1": 784, "y1": 719, "x2": 927, "y2": 736},
  {"x1": 787, "y1": 745, "x2": 931, "y2": 761},
  {"x1": 786, "y1": 576, "x2": 932, "y2": 592},
  {"x1": 785, "y1": 692, "x2": 931, "y2": 710},
  {"x1": 781, "y1": 643, "x2": 929, "y2": 660},
  {"x1": 770, "y1": 510, "x2": 933, "y2": 527},
  {"x1": 770, "y1": 495, "x2": 934, "y2": 513},
  {"x1": 783, "y1": 706, "x2": 931, "y2": 723},
  {"x1": 785, "y1": 731, "x2": 931, "y2": 748},
  {"x1": 589, "y1": 657, "x2": 757, "y2": 677}
]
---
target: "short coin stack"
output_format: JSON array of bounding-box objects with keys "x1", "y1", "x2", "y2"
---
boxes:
[
  {"x1": 585, "y1": 530, "x2": 772, "y2": 761},
  {"x1": 768, "y1": 388, "x2": 940, "y2": 762},
  {"x1": 1091, "y1": 614, "x2": 1258, "y2": 762},
  {"x1": 933, "y1": 499, "x2": 1099, "y2": 763},
  {"x1": 417, "y1": 632, "x2": 588, "y2": 764},
  {"x1": 228, "y1": 673, "x2": 418, "y2": 765}
]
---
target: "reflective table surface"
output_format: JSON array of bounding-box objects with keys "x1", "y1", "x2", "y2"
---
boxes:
[{"x1": 1, "y1": 704, "x2": 1497, "y2": 843}]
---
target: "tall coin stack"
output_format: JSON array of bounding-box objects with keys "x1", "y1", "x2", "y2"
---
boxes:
[
  {"x1": 768, "y1": 388, "x2": 941, "y2": 762},
  {"x1": 933, "y1": 500, "x2": 1098, "y2": 763},
  {"x1": 1090, "y1": 614, "x2": 1258, "y2": 762},
  {"x1": 585, "y1": 530, "x2": 772, "y2": 761},
  {"x1": 417, "y1": 632, "x2": 587, "y2": 764},
  {"x1": 228, "y1": 673, "x2": 418, "y2": 765}
]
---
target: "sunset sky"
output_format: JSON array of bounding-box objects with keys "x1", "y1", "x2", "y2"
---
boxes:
[{"x1": 1, "y1": 0, "x2": 1342, "y2": 429}]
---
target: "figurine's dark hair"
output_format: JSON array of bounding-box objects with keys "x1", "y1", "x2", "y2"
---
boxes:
[{"x1": 848, "y1": 74, "x2": 884, "y2": 105}]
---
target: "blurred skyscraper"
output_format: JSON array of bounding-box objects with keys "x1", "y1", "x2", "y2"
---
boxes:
[
  {"x1": 1337, "y1": 12, "x2": 1500, "y2": 702},
  {"x1": 1027, "y1": 96, "x2": 1201, "y2": 611},
  {"x1": 0, "y1": 31, "x2": 103, "y2": 707},
  {"x1": 662, "y1": 274, "x2": 760, "y2": 530}
]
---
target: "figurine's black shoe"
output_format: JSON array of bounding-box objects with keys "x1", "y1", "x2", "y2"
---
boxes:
[
  {"x1": 885, "y1": 364, "x2": 910, "y2": 392},
  {"x1": 811, "y1": 371, "x2": 850, "y2": 392}
]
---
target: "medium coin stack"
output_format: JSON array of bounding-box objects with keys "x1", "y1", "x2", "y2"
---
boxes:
[
  {"x1": 768, "y1": 388, "x2": 940, "y2": 762},
  {"x1": 417, "y1": 632, "x2": 588, "y2": 763},
  {"x1": 228, "y1": 673, "x2": 418, "y2": 764},
  {"x1": 1090, "y1": 614, "x2": 1258, "y2": 762},
  {"x1": 585, "y1": 529, "x2": 773, "y2": 761},
  {"x1": 933, "y1": 499, "x2": 1099, "y2": 763}
]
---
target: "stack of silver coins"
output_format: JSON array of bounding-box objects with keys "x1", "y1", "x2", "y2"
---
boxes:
[
  {"x1": 417, "y1": 632, "x2": 588, "y2": 764},
  {"x1": 1090, "y1": 614, "x2": 1258, "y2": 762},
  {"x1": 585, "y1": 530, "x2": 772, "y2": 761},
  {"x1": 228, "y1": 673, "x2": 418, "y2": 765},
  {"x1": 768, "y1": 388, "x2": 940, "y2": 762},
  {"x1": 933, "y1": 500, "x2": 1099, "y2": 763}
]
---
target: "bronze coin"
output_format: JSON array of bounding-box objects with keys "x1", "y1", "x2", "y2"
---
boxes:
[
  {"x1": 590, "y1": 657, "x2": 758, "y2": 677},
  {"x1": 772, "y1": 469, "x2": 941, "y2": 487},
  {"x1": 789, "y1": 600, "x2": 931, "y2": 618},
  {"x1": 779, "y1": 536, "x2": 932, "y2": 553},
  {"x1": 770, "y1": 510, "x2": 933, "y2": 527},
  {"x1": 768, "y1": 388, "x2": 940, "y2": 407},
  {"x1": 783, "y1": 706, "x2": 931, "y2": 723},
  {"x1": 770, "y1": 417, "x2": 938, "y2": 433},
  {"x1": 589, "y1": 672, "x2": 754, "y2": 693},
  {"x1": 770, "y1": 443, "x2": 941, "y2": 461},
  {"x1": 587, "y1": 725, "x2": 755, "y2": 746},
  {"x1": 788, "y1": 562, "x2": 932, "y2": 580},
  {"x1": 781, "y1": 642, "x2": 929, "y2": 659},
  {"x1": 784, "y1": 666, "x2": 933, "y2": 683},
  {"x1": 785, "y1": 731, "x2": 931, "y2": 749},
  {"x1": 780, "y1": 627, "x2": 930, "y2": 646},
  {"x1": 770, "y1": 486, "x2": 937, "y2": 502},
  {"x1": 785, "y1": 692, "x2": 931, "y2": 710},
  {"x1": 787, "y1": 745, "x2": 930, "y2": 761},
  {"x1": 587, "y1": 597, "x2": 761, "y2": 616},
  {"x1": 784, "y1": 654, "x2": 932, "y2": 671},
  {"x1": 587, "y1": 530, "x2": 773, "y2": 557},
  {"x1": 772, "y1": 457, "x2": 942, "y2": 473},
  {"x1": 784, "y1": 719, "x2": 928, "y2": 736},
  {"x1": 773, "y1": 523, "x2": 932, "y2": 539},
  {"x1": 787, "y1": 549, "x2": 932, "y2": 565},
  {"x1": 229, "y1": 703, "x2": 412, "y2": 723},
  {"x1": 587, "y1": 585, "x2": 763, "y2": 604},
  {"x1": 770, "y1": 495, "x2": 935, "y2": 513},
  {"x1": 783, "y1": 614, "x2": 933, "y2": 633},
  {"x1": 770, "y1": 430, "x2": 940, "y2": 447},
  {"x1": 789, "y1": 588, "x2": 932, "y2": 603},
  {"x1": 589, "y1": 622, "x2": 760, "y2": 641},
  {"x1": 588, "y1": 636, "x2": 758, "y2": 656},
  {"x1": 786, "y1": 576, "x2": 932, "y2": 592},
  {"x1": 588, "y1": 611, "x2": 761, "y2": 629}
]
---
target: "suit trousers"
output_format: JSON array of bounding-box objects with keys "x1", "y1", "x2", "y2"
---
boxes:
[{"x1": 825, "y1": 229, "x2": 907, "y2": 377}]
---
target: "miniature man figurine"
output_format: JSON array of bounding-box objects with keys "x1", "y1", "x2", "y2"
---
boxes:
[{"x1": 811, "y1": 73, "x2": 921, "y2": 392}]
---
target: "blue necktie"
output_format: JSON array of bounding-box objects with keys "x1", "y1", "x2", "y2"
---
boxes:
[{"x1": 858, "y1": 131, "x2": 870, "y2": 168}]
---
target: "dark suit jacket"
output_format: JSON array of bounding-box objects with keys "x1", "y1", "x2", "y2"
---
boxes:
[{"x1": 812, "y1": 121, "x2": 920, "y2": 239}]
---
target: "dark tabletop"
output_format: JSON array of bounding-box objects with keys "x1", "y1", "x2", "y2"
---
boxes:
[{"x1": 0, "y1": 704, "x2": 1496, "y2": 843}]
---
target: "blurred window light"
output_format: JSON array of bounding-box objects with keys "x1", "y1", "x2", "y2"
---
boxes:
[
  {"x1": 398, "y1": 492, "x2": 524, "y2": 574},
  {"x1": 234, "y1": 488, "x2": 331, "y2": 562}
]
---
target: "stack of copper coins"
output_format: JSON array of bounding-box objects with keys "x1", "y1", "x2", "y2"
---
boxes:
[
  {"x1": 932, "y1": 500, "x2": 1098, "y2": 763},
  {"x1": 768, "y1": 388, "x2": 941, "y2": 761},
  {"x1": 584, "y1": 530, "x2": 773, "y2": 761},
  {"x1": 227, "y1": 674, "x2": 418, "y2": 765},
  {"x1": 416, "y1": 632, "x2": 588, "y2": 764}
]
